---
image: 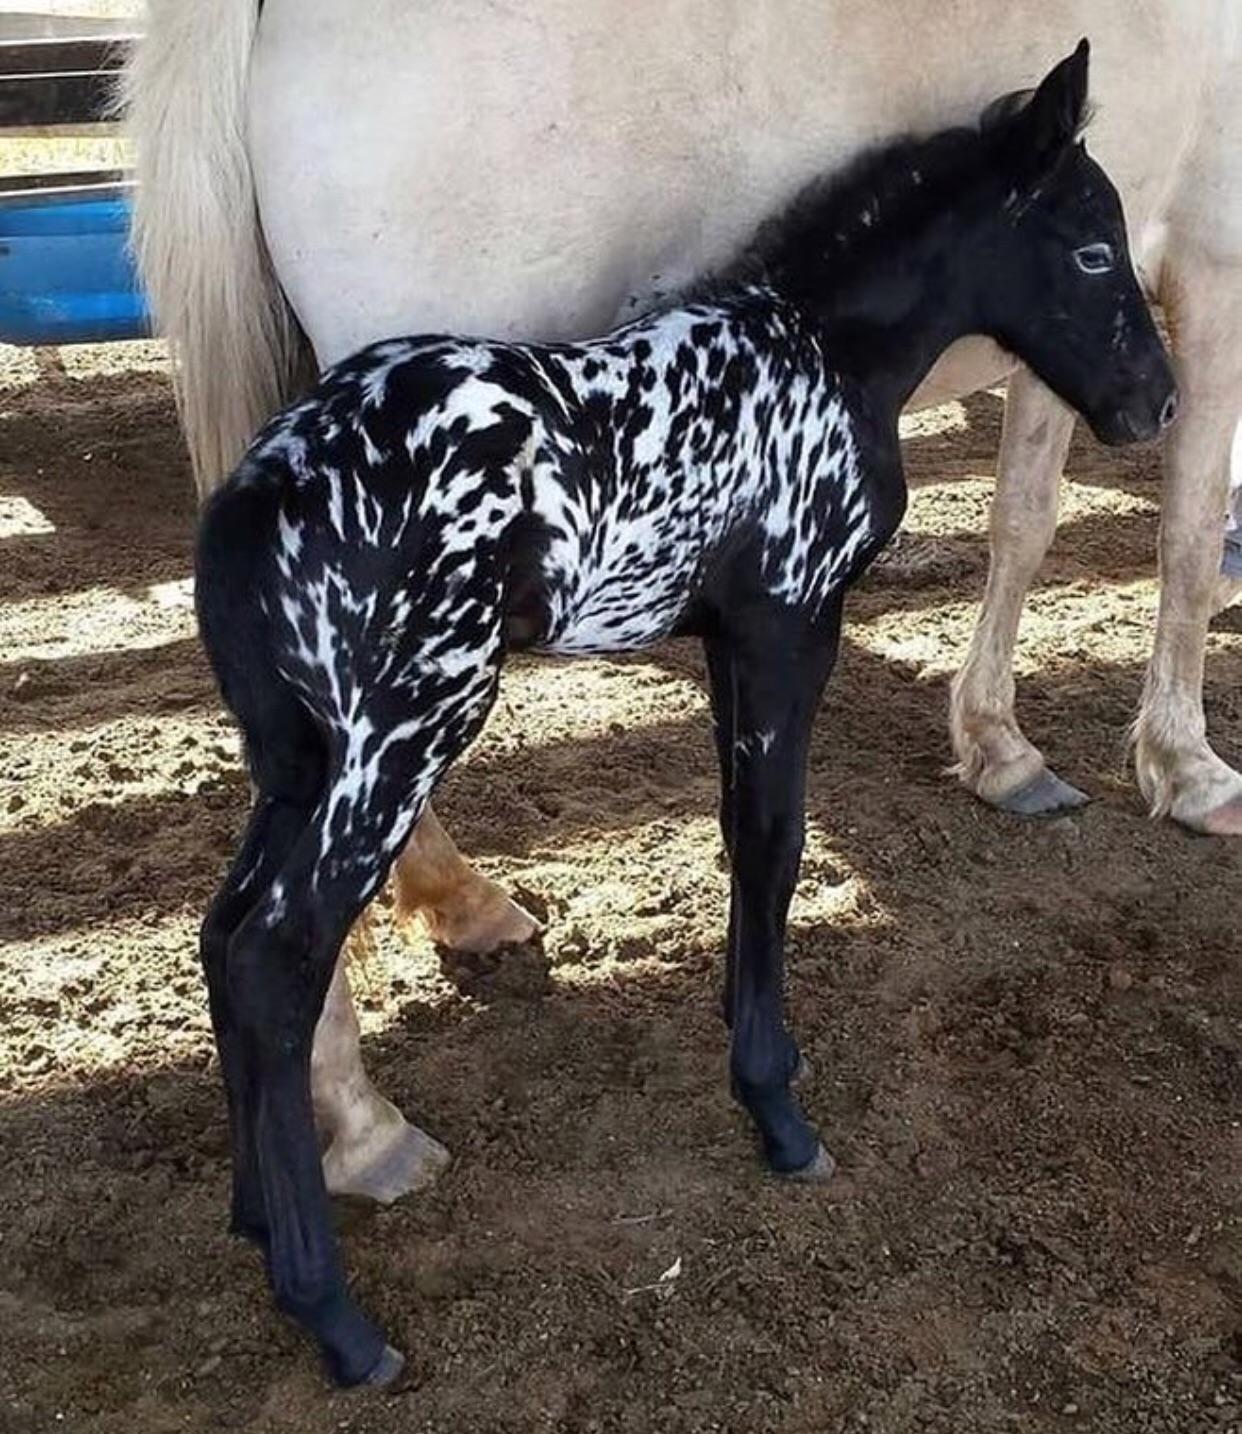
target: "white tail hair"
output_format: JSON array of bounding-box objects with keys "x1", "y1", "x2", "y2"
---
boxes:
[{"x1": 119, "y1": 0, "x2": 313, "y2": 496}]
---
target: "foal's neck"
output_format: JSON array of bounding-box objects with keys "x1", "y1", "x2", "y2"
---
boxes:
[
  {"x1": 810, "y1": 218, "x2": 982, "y2": 422},
  {"x1": 741, "y1": 132, "x2": 994, "y2": 424}
]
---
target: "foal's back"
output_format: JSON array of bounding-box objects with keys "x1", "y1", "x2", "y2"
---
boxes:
[{"x1": 238, "y1": 290, "x2": 873, "y2": 675}]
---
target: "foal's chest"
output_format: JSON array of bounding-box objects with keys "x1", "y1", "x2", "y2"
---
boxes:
[{"x1": 531, "y1": 334, "x2": 876, "y2": 655}]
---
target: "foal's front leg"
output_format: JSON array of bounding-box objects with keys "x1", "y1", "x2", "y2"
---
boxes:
[{"x1": 707, "y1": 605, "x2": 840, "y2": 1180}]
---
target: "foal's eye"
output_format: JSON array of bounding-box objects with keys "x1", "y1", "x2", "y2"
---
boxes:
[{"x1": 1074, "y1": 242, "x2": 1115, "y2": 275}]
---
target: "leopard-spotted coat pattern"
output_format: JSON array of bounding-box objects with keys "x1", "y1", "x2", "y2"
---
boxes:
[{"x1": 208, "y1": 289, "x2": 893, "y2": 903}]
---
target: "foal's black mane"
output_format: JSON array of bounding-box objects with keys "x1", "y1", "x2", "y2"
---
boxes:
[{"x1": 722, "y1": 122, "x2": 1001, "y2": 308}]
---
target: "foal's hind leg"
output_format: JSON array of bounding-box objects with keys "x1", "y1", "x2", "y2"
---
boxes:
[
  {"x1": 950, "y1": 369, "x2": 1082, "y2": 815},
  {"x1": 707, "y1": 602, "x2": 841, "y2": 1180},
  {"x1": 226, "y1": 650, "x2": 504, "y2": 1383},
  {"x1": 203, "y1": 721, "x2": 326, "y2": 1248},
  {"x1": 226, "y1": 841, "x2": 404, "y2": 1387}
]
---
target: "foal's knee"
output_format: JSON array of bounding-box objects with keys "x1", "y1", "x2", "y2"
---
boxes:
[{"x1": 226, "y1": 909, "x2": 319, "y2": 1051}]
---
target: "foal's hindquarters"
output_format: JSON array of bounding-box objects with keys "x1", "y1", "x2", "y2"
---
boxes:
[{"x1": 195, "y1": 475, "x2": 515, "y2": 1384}]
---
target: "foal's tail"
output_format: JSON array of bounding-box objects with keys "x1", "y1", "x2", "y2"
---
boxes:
[
  {"x1": 195, "y1": 477, "x2": 326, "y2": 800},
  {"x1": 119, "y1": 0, "x2": 314, "y2": 498}
]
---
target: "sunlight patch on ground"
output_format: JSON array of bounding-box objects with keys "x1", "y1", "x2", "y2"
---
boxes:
[
  {"x1": 147, "y1": 577, "x2": 194, "y2": 609},
  {"x1": 794, "y1": 816, "x2": 892, "y2": 933},
  {"x1": 0, "y1": 494, "x2": 55, "y2": 537},
  {"x1": 899, "y1": 401, "x2": 969, "y2": 441},
  {"x1": 898, "y1": 474, "x2": 1158, "y2": 541},
  {"x1": 59, "y1": 339, "x2": 169, "y2": 380},
  {"x1": 0, "y1": 583, "x2": 197, "y2": 663},
  {"x1": 0, "y1": 340, "x2": 168, "y2": 396},
  {"x1": 0, "y1": 911, "x2": 209, "y2": 1095},
  {"x1": 0, "y1": 346, "x2": 40, "y2": 392},
  {"x1": 1, "y1": 709, "x2": 238, "y2": 835},
  {"x1": 848, "y1": 576, "x2": 1163, "y2": 678},
  {"x1": 477, "y1": 812, "x2": 890, "y2": 995},
  {"x1": 0, "y1": 905, "x2": 454, "y2": 1098},
  {"x1": 479, "y1": 653, "x2": 709, "y2": 756}
]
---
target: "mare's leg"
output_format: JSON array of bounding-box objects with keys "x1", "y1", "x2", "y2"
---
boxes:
[
  {"x1": 1134, "y1": 244, "x2": 1242, "y2": 833},
  {"x1": 309, "y1": 807, "x2": 535, "y2": 1206},
  {"x1": 950, "y1": 369, "x2": 1082, "y2": 814},
  {"x1": 706, "y1": 603, "x2": 840, "y2": 1180},
  {"x1": 311, "y1": 960, "x2": 450, "y2": 1203},
  {"x1": 1218, "y1": 427, "x2": 1242, "y2": 612},
  {"x1": 391, "y1": 805, "x2": 538, "y2": 951},
  {"x1": 308, "y1": 802, "x2": 532, "y2": 1204}
]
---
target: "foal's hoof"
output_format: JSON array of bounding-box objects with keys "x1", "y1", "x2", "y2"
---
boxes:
[
  {"x1": 777, "y1": 1142, "x2": 836, "y2": 1183},
  {"x1": 324, "y1": 1121, "x2": 450, "y2": 1205},
  {"x1": 362, "y1": 1344, "x2": 406, "y2": 1389},
  {"x1": 994, "y1": 767, "x2": 1089, "y2": 817}
]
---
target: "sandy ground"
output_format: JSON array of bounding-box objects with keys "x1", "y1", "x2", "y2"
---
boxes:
[{"x1": 0, "y1": 341, "x2": 1240, "y2": 1433}]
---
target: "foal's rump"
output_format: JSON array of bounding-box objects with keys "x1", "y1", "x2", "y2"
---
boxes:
[{"x1": 196, "y1": 412, "x2": 514, "y2": 900}]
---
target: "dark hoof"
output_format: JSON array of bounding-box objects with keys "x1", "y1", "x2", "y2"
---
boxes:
[
  {"x1": 776, "y1": 1142, "x2": 836, "y2": 1183},
  {"x1": 995, "y1": 769, "x2": 1089, "y2": 817},
  {"x1": 362, "y1": 1344, "x2": 406, "y2": 1389}
]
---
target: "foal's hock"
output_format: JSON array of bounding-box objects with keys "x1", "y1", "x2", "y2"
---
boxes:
[{"x1": 195, "y1": 40, "x2": 1173, "y2": 1386}]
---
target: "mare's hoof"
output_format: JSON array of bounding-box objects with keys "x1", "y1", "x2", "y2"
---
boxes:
[
  {"x1": 995, "y1": 768, "x2": 1089, "y2": 816},
  {"x1": 362, "y1": 1344, "x2": 406, "y2": 1389},
  {"x1": 777, "y1": 1142, "x2": 836, "y2": 1183},
  {"x1": 324, "y1": 1121, "x2": 450, "y2": 1205},
  {"x1": 424, "y1": 891, "x2": 540, "y2": 955},
  {"x1": 1194, "y1": 792, "x2": 1242, "y2": 837}
]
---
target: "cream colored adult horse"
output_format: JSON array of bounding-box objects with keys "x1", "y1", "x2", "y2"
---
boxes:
[{"x1": 126, "y1": 0, "x2": 1242, "y2": 1203}]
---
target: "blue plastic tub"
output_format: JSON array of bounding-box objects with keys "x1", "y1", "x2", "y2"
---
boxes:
[{"x1": 0, "y1": 176, "x2": 150, "y2": 345}]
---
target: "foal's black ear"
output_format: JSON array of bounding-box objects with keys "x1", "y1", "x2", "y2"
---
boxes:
[{"x1": 986, "y1": 38, "x2": 1091, "y2": 183}]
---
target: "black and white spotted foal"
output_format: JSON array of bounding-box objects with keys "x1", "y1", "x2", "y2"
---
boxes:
[{"x1": 196, "y1": 41, "x2": 1175, "y2": 1385}]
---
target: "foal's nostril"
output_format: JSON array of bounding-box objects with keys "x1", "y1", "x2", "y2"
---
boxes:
[{"x1": 1159, "y1": 391, "x2": 1179, "y2": 430}]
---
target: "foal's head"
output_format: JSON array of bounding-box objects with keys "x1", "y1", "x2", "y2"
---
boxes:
[
  {"x1": 970, "y1": 40, "x2": 1176, "y2": 444},
  {"x1": 753, "y1": 40, "x2": 1176, "y2": 444}
]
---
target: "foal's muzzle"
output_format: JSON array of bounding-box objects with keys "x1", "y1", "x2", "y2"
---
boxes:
[{"x1": 1094, "y1": 369, "x2": 1179, "y2": 448}]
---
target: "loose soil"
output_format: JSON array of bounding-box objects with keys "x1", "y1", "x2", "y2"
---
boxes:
[{"x1": 1, "y1": 343, "x2": 1240, "y2": 1434}]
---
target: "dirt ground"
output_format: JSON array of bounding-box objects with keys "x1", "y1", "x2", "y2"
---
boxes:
[{"x1": 1, "y1": 340, "x2": 1240, "y2": 1434}]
